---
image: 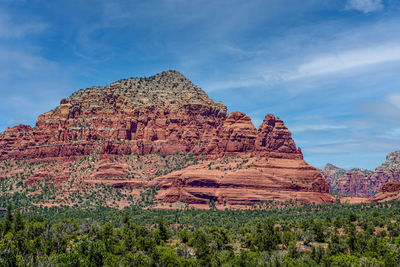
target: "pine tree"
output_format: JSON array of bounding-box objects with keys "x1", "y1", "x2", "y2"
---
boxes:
[
  {"x1": 158, "y1": 217, "x2": 171, "y2": 242},
  {"x1": 4, "y1": 203, "x2": 13, "y2": 233}
]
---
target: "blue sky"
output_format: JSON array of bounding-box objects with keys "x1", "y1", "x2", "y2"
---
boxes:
[{"x1": 0, "y1": 0, "x2": 399, "y2": 170}]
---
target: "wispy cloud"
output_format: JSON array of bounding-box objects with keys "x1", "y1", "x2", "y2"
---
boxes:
[
  {"x1": 291, "y1": 124, "x2": 347, "y2": 133},
  {"x1": 0, "y1": 12, "x2": 47, "y2": 38},
  {"x1": 360, "y1": 93, "x2": 400, "y2": 121},
  {"x1": 284, "y1": 44, "x2": 400, "y2": 80},
  {"x1": 385, "y1": 128, "x2": 400, "y2": 137},
  {"x1": 0, "y1": 0, "x2": 398, "y2": 169},
  {"x1": 0, "y1": 49, "x2": 59, "y2": 77},
  {"x1": 205, "y1": 77, "x2": 267, "y2": 92},
  {"x1": 203, "y1": 42, "x2": 400, "y2": 93},
  {"x1": 388, "y1": 93, "x2": 400, "y2": 109},
  {"x1": 346, "y1": 0, "x2": 384, "y2": 13},
  {"x1": 306, "y1": 137, "x2": 400, "y2": 154}
]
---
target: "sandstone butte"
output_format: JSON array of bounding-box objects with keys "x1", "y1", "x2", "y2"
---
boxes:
[
  {"x1": 321, "y1": 151, "x2": 400, "y2": 199},
  {"x1": 0, "y1": 70, "x2": 333, "y2": 207}
]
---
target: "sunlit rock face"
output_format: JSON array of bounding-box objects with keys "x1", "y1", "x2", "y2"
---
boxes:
[{"x1": 0, "y1": 70, "x2": 333, "y2": 206}]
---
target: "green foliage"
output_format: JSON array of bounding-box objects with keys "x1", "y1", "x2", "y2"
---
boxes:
[
  {"x1": 0, "y1": 201, "x2": 399, "y2": 266},
  {"x1": 251, "y1": 218, "x2": 280, "y2": 252},
  {"x1": 157, "y1": 216, "x2": 171, "y2": 243}
]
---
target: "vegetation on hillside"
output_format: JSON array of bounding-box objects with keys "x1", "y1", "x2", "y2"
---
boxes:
[
  {"x1": 0, "y1": 152, "x2": 197, "y2": 209},
  {"x1": 1, "y1": 201, "x2": 399, "y2": 266}
]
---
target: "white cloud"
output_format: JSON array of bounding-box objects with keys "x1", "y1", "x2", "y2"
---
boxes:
[
  {"x1": 306, "y1": 138, "x2": 400, "y2": 154},
  {"x1": 369, "y1": 93, "x2": 400, "y2": 120},
  {"x1": 388, "y1": 93, "x2": 400, "y2": 109},
  {"x1": 291, "y1": 124, "x2": 347, "y2": 133},
  {"x1": 380, "y1": 128, "x2": 400, "y2": 138},
  {"x1": 284, "y1": 44, "x2": 400, "y2": 81},
  {"x1": 0, "y1": 49, "x2": 58, "y2": 77},
  {"x1": 0, "y1": 13, "x2": 47, "y2": 38},
  {"x1": 205, "y1": 77, "x2": 267, "y2": 92},
  {"x1": 346, "y1": 0, "x2": 384, "y2": 13}
]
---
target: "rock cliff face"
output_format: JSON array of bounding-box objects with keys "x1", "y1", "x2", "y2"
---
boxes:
[
  {"x1": 0, "y1": 70, "x2": 302, "y2": 160},
  {"x1": 321, "y1": 151, "x2": 400, "y2": 198},
  {"x1": 334, "y1": 169, "x2": 374, "y2": 197},
  {"x1": 320, "y1": 164, "x2": 346, "y2": 194},
  {"x1": 0, "y1": 70, "x2": 332, "y2": 207},
  {"x1": 381, "y1": 181, "x2": 400, "y2": 193},
  {"x1": 149, "y1": 156, "x2": 331, "y2": 207},
  {"x1": 369, "y1": 181, "x2": 400, "y2": 202}
]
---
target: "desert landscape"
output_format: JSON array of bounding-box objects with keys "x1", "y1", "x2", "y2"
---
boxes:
[{"x1": 1, "y1": 0, "x2": 399, "y2": 266}]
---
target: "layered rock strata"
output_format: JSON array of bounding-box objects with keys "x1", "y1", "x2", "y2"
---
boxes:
[
  {"x1": 0, "y1": 70, "x2": 332, "y2": 206},
  {"x1": 0, "y1": 71, "x2": 302, "y2": 160},
  {"x1": 150, "y1": 156, "x2": 332, "y2": 206}
]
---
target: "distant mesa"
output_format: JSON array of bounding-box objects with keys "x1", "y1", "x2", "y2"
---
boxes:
[{"x1": 321, "y1": 151, "x2": 400, "y2": 199}]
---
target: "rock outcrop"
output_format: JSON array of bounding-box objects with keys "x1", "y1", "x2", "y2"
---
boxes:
[
  {"x1": 150, "y1": 156, "x2": 332, "y2": 207},
  {"x1": 321, "y1": 151, "x2": 400, "y2": 198},
  {"x1": 255, "y1": 114, "x2": 303, "y2": 159},
  {"x1": 320, "y1": 164, "x2": 346, "y2": 194},
  {"x1": 381, "y1": 181, "x2": 400, "y2": 193},
  {"x1": 369, "y1": 151, "x2": 400, "y2": 186},
  {"x1": 0, "y1": 70, "x2": 332, "y2": 206},
  {"x1": 334, "y1": 169, "x2": 374, "y2": 197},
  {"x1": 369, "y1": 181, "x2": 400, "y2": 202}
]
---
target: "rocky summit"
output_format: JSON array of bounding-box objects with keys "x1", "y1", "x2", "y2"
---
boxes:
[
  {"x1": 0, "y1": 70, "x2": 333, "y2": 208},
  {"x1": 321, "y1": 151, "x2": 400, "y2": 198}
]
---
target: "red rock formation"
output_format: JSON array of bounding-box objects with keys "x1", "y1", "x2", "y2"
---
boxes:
[
  {"x1": 321, "y1": 151, "x2": 400, "y2": 198},
  {"x1": 320, "y1": 164, "x2": 346, "y2": 193},
  {"x1": 381, "y1": 181, "x2": 400, "y2": 193},
  {"x1": 369, "y1": 181, "x2": 400, "y2": 202},
  {"x1": 0, "y1": 72, "x2": 303, "y2": 161},
  {"x1": 255, "y1": 114, "x2": 303, "y2": 159},
  {"x1": 334, "y1": 169, "x2": 374, "y2": 197},
  {"x1": 24, "y1": 170, "x2": 70, "y2": 187},
  {"x1": 150, "y1": 156, "x2": 333, "y2": 205},
  {"x1": 0, "y1": 70, "x2": 332, "y2": 207}
]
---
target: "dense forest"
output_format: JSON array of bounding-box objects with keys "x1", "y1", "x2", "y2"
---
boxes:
[{"x1": 1, "y1": 201, "x2": 400, "y2": 266}]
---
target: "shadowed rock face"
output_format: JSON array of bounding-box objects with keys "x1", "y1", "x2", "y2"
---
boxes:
[
  {"x1": 0, "y1": 70, "x2": 332, "y2": 206},
  {"x1": 321, "y1": 151, "x2": 400, "y2": 198}
]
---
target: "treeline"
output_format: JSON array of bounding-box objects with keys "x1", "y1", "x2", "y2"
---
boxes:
[
  {"x1": 4, "y1": 199, "x2": 400, "y2": 227},
  {"x1": 1, "y1": 203, "x2": 400, "y2": 266}
]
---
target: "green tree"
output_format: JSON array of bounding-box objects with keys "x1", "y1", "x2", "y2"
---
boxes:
[
  {"x1": 13, "y1": 211, "x2": 24, "y2": 233},
  {"x1": 190, "y1": 229, "x2": 212, "y2": 265},
  {"x1": 311, "y1": 219, "x2": 325, "y2": 242},
  {"x1": 4, "y1": 203, "x2": 13, "y2": 233},
  {"x1": 154, "y1": 246, "x2": 183, "y2": 266},
  {"x1": 122, "y1": 251, "x2": 152, "y2": 266},
  {"x1": 157, "y1": 217, "x2": 171, "y2": 243},
  {"x1": 252, "y1": 218, "x2": 280, "y2": 252}
]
